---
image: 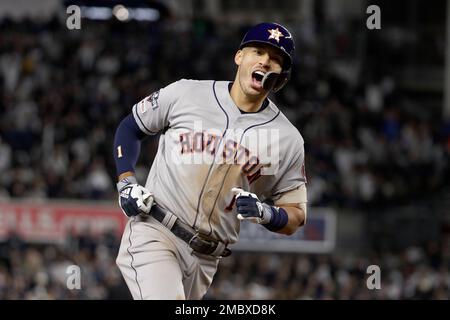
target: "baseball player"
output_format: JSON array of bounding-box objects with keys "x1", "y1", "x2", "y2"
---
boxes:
[{"x1": 113, "y1": 22, "x2": 308, "y2": 300}]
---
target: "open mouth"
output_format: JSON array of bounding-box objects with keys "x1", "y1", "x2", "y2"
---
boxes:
[{"x1": 251, "y1": 70, "x2": 265, "y2": 89}]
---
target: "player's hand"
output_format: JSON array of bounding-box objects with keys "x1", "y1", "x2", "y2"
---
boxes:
[
  {"x1": 231, "y1": 187, "x2": 272, "y2": 224},
  {"x1": 117, "y1": 177, "x2": 154, "y2": 217}
]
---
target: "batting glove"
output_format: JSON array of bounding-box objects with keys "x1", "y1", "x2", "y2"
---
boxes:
[
  {"x1": 231, "y1": 187, "x2": 272, "y2": 224},
  {"x1": 117, "y1": 176, "x2": 154, "y2": 217}
]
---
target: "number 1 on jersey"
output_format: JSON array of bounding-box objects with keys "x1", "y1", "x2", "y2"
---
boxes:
[{"x1": 117, "y1": 145, "x2": 123, "y2": 158}]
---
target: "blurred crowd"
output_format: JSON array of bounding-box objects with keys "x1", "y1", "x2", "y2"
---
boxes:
[
  {"x1": 0, "y1": 231, "x2": 448, "y2": 300},
  {"x1": 0, "y1": 231, "x2": 129, "y2": 299},
  {"x1": 0, "y1": 17, "x2": 448, "y2": 208},
  {"x1": 209, "y1": 238, "x2": 450, "y2": 300}
]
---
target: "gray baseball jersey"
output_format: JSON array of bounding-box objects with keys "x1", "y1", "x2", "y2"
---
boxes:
[
  {"x1": 117, "y1": 79, "x2": 307, "y2": 299},
  {"x1": 132, "y1": 79, "x2": 306, "y2": 245}
]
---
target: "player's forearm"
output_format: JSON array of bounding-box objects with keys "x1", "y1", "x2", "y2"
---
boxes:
[
  {"x1": 273, "y1": 205, "x2": 306, "y2": 235},
  {"x1": 113, "y1": 114, "x2": 147, "y2": 181}
]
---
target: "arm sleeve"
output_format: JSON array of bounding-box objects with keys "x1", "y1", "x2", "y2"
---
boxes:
[
  {"x1": 113, "y1": 114, "x2": 146, "y2": 177},
  {"x1": 114, "y1": 80, "x2": 183, "y2": 177}
]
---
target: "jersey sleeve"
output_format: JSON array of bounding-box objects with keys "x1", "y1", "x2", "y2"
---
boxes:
[
  {"x1": 271, "y1": 141, "x2": 307, "y2": 200},
  {"x1": 131, "y1": 80, "x2": 182, "y2": 135}
]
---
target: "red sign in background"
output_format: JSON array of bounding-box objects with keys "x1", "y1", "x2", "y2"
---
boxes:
[{"x1": 0, "y1": 201, "x2": 127, "y2": 243}]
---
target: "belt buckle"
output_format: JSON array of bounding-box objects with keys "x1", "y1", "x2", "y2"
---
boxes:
[
  {"x1": 188, "y1": 232, "x2": 200, "y2": 248},
  {"x1": 188, "y1": 232, "x2": 216, "y2": 254},
  {"x1": 187, "y1": 231, "x2": 230, "y2": 257}
]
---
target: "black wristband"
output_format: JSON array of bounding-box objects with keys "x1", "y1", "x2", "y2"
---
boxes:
[{"x1": 263, "y1": 207, "x2": 289, "y2": 232}]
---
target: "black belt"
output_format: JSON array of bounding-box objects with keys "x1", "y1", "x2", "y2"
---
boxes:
[{"x1": 150, "y1": 205, "x2": 231, "y2": 258}]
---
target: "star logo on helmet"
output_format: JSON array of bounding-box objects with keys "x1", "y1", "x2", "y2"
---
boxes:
[{"x1": 267, "y1": 28, "x2": 284, "y2": 43}]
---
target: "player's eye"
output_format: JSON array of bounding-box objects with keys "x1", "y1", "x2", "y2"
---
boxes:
[{"x1": 272, "y1": 56, "x2": 282, "y2": 65}]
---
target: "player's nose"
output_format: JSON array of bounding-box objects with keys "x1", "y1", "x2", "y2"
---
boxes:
[{"x1": 258, "y1": 53, "x2": 271, "y2": 69}]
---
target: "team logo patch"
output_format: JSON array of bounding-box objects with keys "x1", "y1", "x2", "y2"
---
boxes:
[
  {"x1": 146, "y1": 90, "x2": 160, "y2": 110},
  {"x1": 268, "y1": 28, "x2": 284, "y2": 43}
]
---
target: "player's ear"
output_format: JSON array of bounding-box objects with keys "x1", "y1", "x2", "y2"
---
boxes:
[{"x1": 234, "y1": 50, "x2": 243, "y2": 66}]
